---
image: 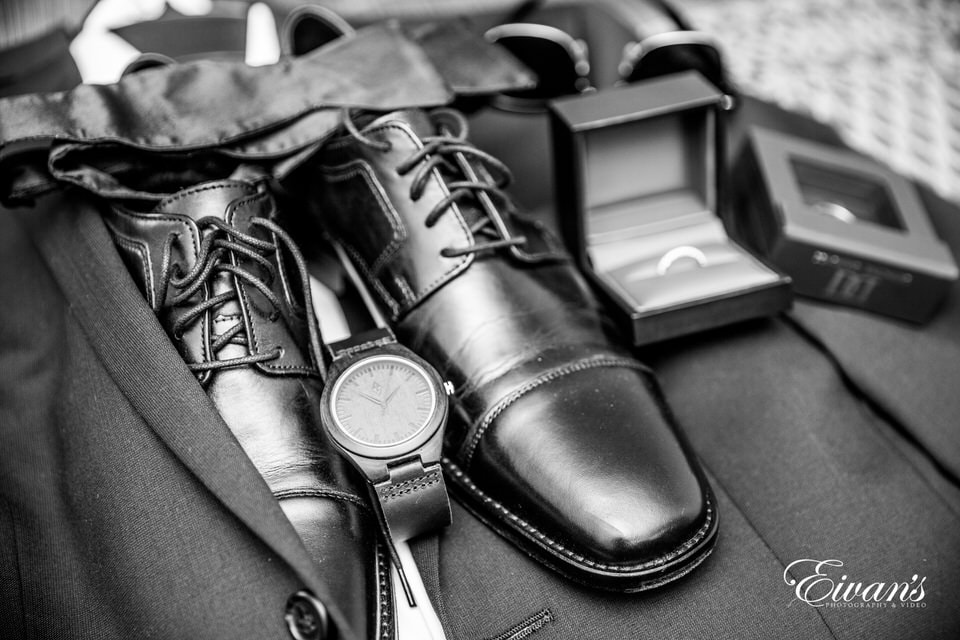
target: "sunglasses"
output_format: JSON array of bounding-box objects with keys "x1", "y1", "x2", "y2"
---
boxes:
[
  {"x1": 618, "y1": 30, "x2": 734, "y2": 102},
  {"x1": 484, "y1": 23, "x2": 593, "y2": 112},
  {"x1": 486, "y1": 23, "x2": 735, "y2": 110}
]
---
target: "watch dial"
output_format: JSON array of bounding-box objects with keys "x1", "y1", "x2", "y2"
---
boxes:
[{"x1": 331, "y1": 355, "x2": 437, "y2": 448}]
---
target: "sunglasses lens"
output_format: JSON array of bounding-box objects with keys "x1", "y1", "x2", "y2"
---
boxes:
[
  {"x1": 491, "y1": 34, "x2": 586, "y2": 100},
  {"x1": 624, "y1": 42, "x2": 728, "y2": 94}
]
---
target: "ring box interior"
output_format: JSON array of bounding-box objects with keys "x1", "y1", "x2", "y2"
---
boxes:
[
  {"x1": 550, "y1": 71, "x2": 792, "y2": 345},
  {"x1": 732, "y1": 127, "x2": 959, "y2": 323}
]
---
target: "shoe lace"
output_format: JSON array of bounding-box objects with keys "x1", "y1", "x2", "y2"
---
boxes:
[
  {"x1": 343, "y1": 107, "x2": 527, "y2": 258},
  {"x1": 155, "y1": 212, "x2": 317, "y2": 380}
]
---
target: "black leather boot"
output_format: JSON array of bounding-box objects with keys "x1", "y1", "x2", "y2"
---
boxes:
[
  {"x1": 102, "y1": 178, "x2": 387, "y2": 637},
  {"x1": 293, "y1": 107, "x2": 718, "y2": 592}
]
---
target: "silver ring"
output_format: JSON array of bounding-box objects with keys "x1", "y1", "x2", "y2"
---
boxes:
[
  {"x1": 656, "y1": 246, "x2": 708, "y2": 276},
  {"x1": 813, "y1": 201, "x2": 857, "y2": 224}
]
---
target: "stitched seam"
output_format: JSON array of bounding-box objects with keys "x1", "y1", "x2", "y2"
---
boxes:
[
  {"x1": 235, "y1": 267, "x2": 313, "y2": 375},
  {"x1": 109, "y1": 208, "x2": 202, "y2": 257},
  {"x1": 444, "y1": 457, "x2": 715, "y2": 573},
  {"x1": 378, "y1": 471, "x2": 441, "y2": 500},
  {"x1": 376, "y1": 542, "x2": 392, "y2": 640},
  {"x1": 231, "y1": 209, "x2": 314, "y2": 375},
  {"x1": 324, "y1": 122, "x2": 476, "y2": 320},
  {"x1": 272, "y1": 487, "x2": 369, "y2": 511},
  {"x1": 158, "y1": 181, "x2": 254, "y2": 208},
  {"x1": 394, "y1": 274, "x2": 415, "y2": 305},
  {"x1": 520, "y1": 218, "x2": 568, "y2": 261},
  {"x1": 227, "y1": 190, "x2": 269, "y2": 215},
  {"x1": 462, "y1": 356, "x2": 650, "y2": 465},
  {"x1": 485, "y1": 609, "x2": 554, "y2": 640},
  {"x1": 320, "y1": 161, "x2": 406, "y2": 274},
  {"x1": 233, "y1": 264, "x2": 260, "y2": 355},
  {"x1": 110, "y1": 232, "x2": 155, "y2": 306},
  {"x1": 340, "y1": 240, "x2": 400, "y2": 316},
  {"x1": 336, "y1": 336, "x2": 395, "y2": 359}
]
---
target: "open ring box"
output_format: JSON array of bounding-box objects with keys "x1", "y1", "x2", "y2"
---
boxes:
[
  {"x1": 550, "y1": 71, "x2": 792, "y2": 345},
  {"x1": 732, "y1": 127, "x2": 959, "y2": 323}
]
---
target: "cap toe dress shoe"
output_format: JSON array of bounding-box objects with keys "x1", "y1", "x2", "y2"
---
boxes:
[
  {"x1": 294, "y1": 108, "x2": 717, "y2": 591},
  {"x1": 102, "y1": 178, "x2": 387, "y2": 637}
]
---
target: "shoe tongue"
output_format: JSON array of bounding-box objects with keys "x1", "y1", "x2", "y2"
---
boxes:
[
  {"x1": 366, "y1": 109, "x2": 437, "y2": 139},
  {"x1": 153, "y1": 181, "x2": 257, "y2": 221}
]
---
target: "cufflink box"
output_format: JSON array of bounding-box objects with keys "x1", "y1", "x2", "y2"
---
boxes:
[
  {"x1": 732, "y1": 127, "x2": 959, "y2": 323},
  {"x1": 549, "y1": 71, "x2": 792, "y2": 345}
]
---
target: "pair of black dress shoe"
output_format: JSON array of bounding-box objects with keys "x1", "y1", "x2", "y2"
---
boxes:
[{"x1": 102, "y1": 106, "x2": 717, "y2": 639}]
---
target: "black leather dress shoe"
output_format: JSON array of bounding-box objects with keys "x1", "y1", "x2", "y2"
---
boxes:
[
  {"x1": 102, "y1": 179, "x2": 388, "y2": 637},
  {"x1": 294, "y1": 108, "x2": 718, "y2": 591}
]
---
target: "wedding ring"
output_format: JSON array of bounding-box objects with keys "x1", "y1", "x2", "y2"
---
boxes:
[
  {"x1": 656, "y1": 246, "x2": 709, "y2": 276},
  {"x1": 813, "y1": 200, "x2": 857, "y2": 224}
]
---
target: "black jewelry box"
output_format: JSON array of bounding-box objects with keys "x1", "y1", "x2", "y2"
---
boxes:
[
  {"x1": 549, "y1": 71, "x2": 791, "y2": 345},
  {"x1": 732, "y1": 127, "x2": 959, "y2": 323}
]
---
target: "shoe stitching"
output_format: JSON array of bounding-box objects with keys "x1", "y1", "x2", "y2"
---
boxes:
[
  {"x1": 443, "y1": 457, "x2": 715, "y2": 573},
  {"x1": 108, "y1": 208, "x2": 202, "y2": 259},
  {"x1": 318, "y1": 160, "x2": 407, "y2": 275},
  {"x1": 338, "y1": 239, "x2": 401, "y2": 317},
  {"x1": 325, "y1": 122, "x2": 477, "y2": 319},
  {"x1": 220, "y1": 204, "x2": 315, "y2": 376},
  {"x1": 158, "y1": 181, "x2": 254, "y2": 208},
  {"x1": 235, "y1": 275, "x2": 314, "y2": 375},
  {"x1": 110, "y1": 232, "x2": 155, "y2": 306},
  {"x1": 393, "y1": 274, "x2": 416, "y2": 306},
  {"x1": 227, "y1": 190, "x2": 270, "y2": 219},
  {"x1": 461, "y1": 356, "x2": 652, "y2": 466}
]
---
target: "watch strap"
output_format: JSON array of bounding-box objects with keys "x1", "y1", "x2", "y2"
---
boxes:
[
  {"x1": 373, "y1": 458, "x2": 451, "y2": 541},
  {"x1": 326, "y1": 326, "x2": 397, "y2": 361}
]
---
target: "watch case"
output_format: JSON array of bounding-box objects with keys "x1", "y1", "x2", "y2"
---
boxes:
[{"x1": 319, "y1": 339, "x2": 449, "y2": 482}]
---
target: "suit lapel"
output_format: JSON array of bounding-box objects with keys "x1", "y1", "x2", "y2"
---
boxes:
[{"x1": 17, "y1": 189, "x2": 349, "y2": 622}]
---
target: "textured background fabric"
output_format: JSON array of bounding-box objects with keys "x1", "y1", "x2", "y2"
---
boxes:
[{"x1": 680, "y1": 0, "x2": 960, "y2": 205}]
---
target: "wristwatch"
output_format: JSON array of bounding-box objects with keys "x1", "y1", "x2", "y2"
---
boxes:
[{"x1": 319, "y1": 327, "x2": 453, "y2": 600}]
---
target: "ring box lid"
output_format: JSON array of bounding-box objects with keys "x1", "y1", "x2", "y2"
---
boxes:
[{"x1": 552, "y1": 71, "x2": 721, "y2": 254}]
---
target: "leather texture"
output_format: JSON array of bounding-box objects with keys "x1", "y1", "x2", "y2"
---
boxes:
[
  {"x1": 101, "y1": 180, "x2": 386, "y2": 639},
  {"x1": 296, "y1": 108, "x2": 718, "y2": 591},
  {"x1": 374, "y1": 460, "x2": 451, "y2": 542}
]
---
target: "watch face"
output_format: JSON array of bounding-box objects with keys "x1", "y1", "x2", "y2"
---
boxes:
[{"x1": 329, "y1": 354, "x2": 438, "y2": 449}]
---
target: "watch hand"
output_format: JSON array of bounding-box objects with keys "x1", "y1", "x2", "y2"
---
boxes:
[
  {"x1": 382, "y1": 381, "x2": 404, "y2": 406},
  {"x1": 358, "y1": 391, "x2": 384, "y2": 406}
]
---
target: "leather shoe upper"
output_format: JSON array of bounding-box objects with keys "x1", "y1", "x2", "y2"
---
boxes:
[
  {"x1": 102, "y1": 179, "x2": 386, "y2": 638},
  {"x1": 297, "y1": 109, "x2": 717, "y2": 590}
]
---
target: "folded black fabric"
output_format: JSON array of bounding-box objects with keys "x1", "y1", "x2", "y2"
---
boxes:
[{"x1": 0, "y1": 20, "x2": 534, "y2": 203}]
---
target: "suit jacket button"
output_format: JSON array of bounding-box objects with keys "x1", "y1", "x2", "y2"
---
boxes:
[{"x1": 285, "y1": 590, "x2": 329, "y2": 640}]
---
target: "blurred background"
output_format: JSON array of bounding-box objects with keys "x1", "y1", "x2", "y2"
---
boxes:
[{"x1": 2, "y1": 0, "x2": 959, "y2": 205}]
